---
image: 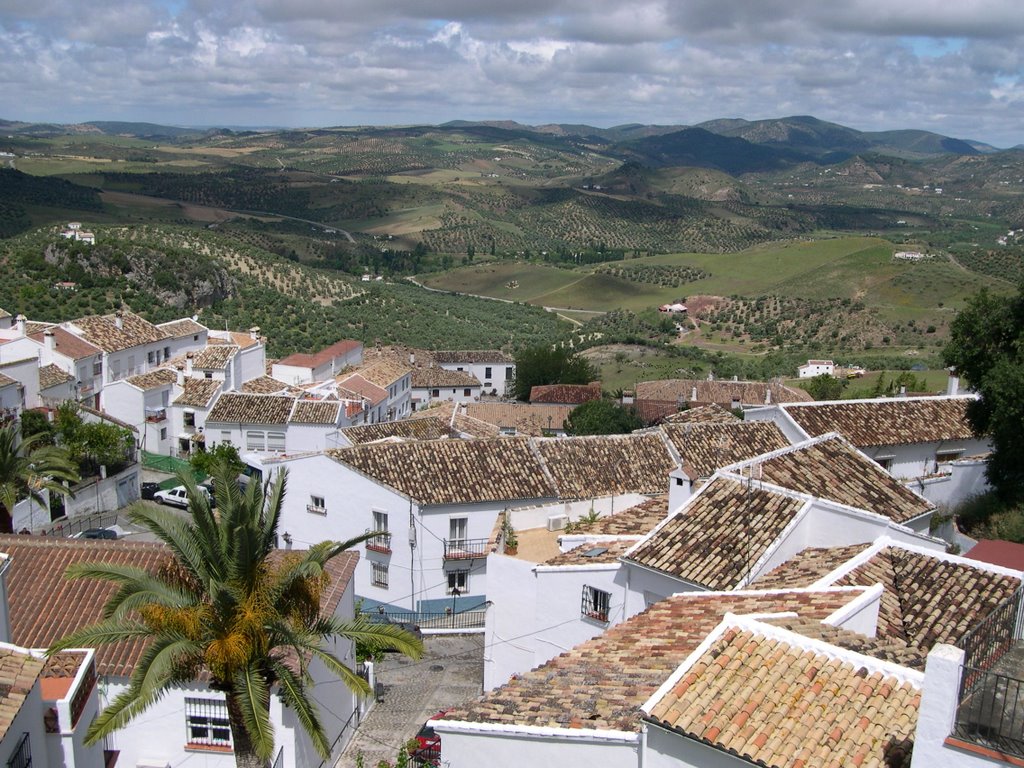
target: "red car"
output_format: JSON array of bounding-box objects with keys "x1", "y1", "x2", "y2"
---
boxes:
[{"x1": 410, "y1": 711, "x2": 446, "y2": 765}]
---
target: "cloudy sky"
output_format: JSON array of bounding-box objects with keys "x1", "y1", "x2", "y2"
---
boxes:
[{"x1": 2, "y1": 0, "x2": 1022, "y2": 146}]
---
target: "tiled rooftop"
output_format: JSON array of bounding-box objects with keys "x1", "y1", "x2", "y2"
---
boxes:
[
  {"x1": 0, "y1": 537, "x2": 357, "y2": 678},
  {"x1": 529, "y1": 382, "x2": 602, "y2": 405},
  {"x1": 70, "y1": 310, "x2": 166, "y2": 353},
  {"x1": 192, "y1": 344, "x2": 238, "y2": 370},
  {"x1": 328, "y1": 439, "x2": 557, "y2": 505},
  {"x1": 646, "y1": 622, "x2": 920, "y2": 768},
  {"x1": 125, "y1": 368, "x2": 177, "y2": 390},
  {"x1": 532, "y1": 432, "x2": 677, "y2": 498},
  {"x1": 0, "y1": 372, "x2": 16, "y2": 388},
  {"x1": 625, "y1": 477, "x2": 807, "y2": 589},
  {"x1": 276, "y1": 339, "x2": 361, "y2": 369},
  {"x1": 338, "y1": 417, "x2": 457, "y2": 445},
  {"x1": 463, "y1": 402, "x2": 575, "y2": 436},
  {"x1": 569, "y1": 496, "x2": 668, "y2": 536},
  {"x1": 0, "y1": 646, "x2": 45, "y2": 742},
  {"x1": 431, "y1": 350, "x2": 513, "y2": 364},
  {"x1": 781, "y1": 396, "x2": 976, "y2": 446},
  {"x1": 411, "y1": 367, "x2": 481, "y2": 388},
  {"x1": 289, "y1": 399, "x2": 342, "y2": 425},
  {"x1": 173, "y1": 377, "x2": 222, "y2": 408},
  {"x1": 24, "y1": 321, "x2": 55, "y2": 336},
  {"x1": 660, "y1": 403, "x2": 739, "y2": 424},
  {"x1": 38, "y1": 363, "x2": 74, "y2": 390},
  {"x1": 28, "y1": 327, "x2": 100, "y2": 361},
  {"x1": 335, "y1": 373, "x2": 388, "y2": 405},
  {"x1": 207, "y1": 393, "x2": 295, "y2": 425},
  {"x1": 727, "y1": 435, "x2": 934, "y2": 523},
  {"x1": 636, "y1": 378, "x2": 813, "y2": 407},
  {"x1": 752, "y1": 544, "x2": 872, "y2": 590},
  {"x1": 157, "y1": 317, "x2": 207, "y2": 338},
  {"x1": 444, "y1": 589, "x2": 865, "y2": 732},
  {"x1": 661, "y1": 421, "x2": 789, "y2": 478},
  {"x1": 543, "y1": 538, "x2": 637, "y2": 566},
  {"x1": 241, "y1": 375, "x2": 301, "y2": 395},
  {"x1": 353, "y1": 357, "x2": 412, "y2": 388}
]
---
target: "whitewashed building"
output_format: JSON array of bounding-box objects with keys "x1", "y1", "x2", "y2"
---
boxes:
[{"x1": 797, "y1": 358, "x2": 835, "y2": 378}]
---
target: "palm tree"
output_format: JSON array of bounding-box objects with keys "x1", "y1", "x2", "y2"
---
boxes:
[
  {"x1": 0, "y1": 422, "x2": 79, "y2": 533},
  {"x1": 49, "y1": 462, "x2": 422, "y2": 768}
]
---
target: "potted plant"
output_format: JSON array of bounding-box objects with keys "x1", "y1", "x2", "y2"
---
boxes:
[{"x1": 501, "y1": 515, "x2": 518, "y2": 555}]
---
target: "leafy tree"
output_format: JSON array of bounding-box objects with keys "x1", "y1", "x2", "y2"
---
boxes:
[
  {"x1": 53, "y1": 402, "x2": 135, "y2": 476},
  {"x1": 49, "y1": 462, "x2": 423, "y2": 767},
  {"x1": 0, "y1": 423, "x2": 80, "y2": 533},
  {"x1": 512, "y1": 346, "x2": 596, "y2": 401},
  {"x1": 802, "y1": 374, "x2": 847, "y2": 401},
  {"x1": 18, "y1": 409, "x2": 55, "y2": 445},
  {"x1": 564, "y1": 399, "x2": 644, "y2": 436},
  {"x1": 944, "y1": 286, "x2": 1024, "y2": 502},
  {"x1": 191, "y1": 442, "x2": 246, "y2": 478}
]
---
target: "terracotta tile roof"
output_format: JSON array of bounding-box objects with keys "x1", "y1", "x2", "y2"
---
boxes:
[
  {"x1": 431, "y1": 350, "x2": 513, "y2": 364},
  {"x1": 0, "y1": 308, "x2": 9, "y2": 319},
  {"x1": 450, "y1": 412, "x2": 503, "y2": 438},
  {"x1": 276, "y1": 339, "x2": 361, "y2": 369},
  {"x1": 444, "y1": 588, "x2": 865, "y2": 732},
  {"x1": 38, "y1": 363, "x2": 74, "y2": 390},
  {"x1": 765, "y1": 617, "x2": 927, "y2": 668},
  {"x1": 625, "y1": 477, "x2": 807, "y2": 589},
  {"x1": 529, "y1": 382, "x2": 602, "y2": 405},
  {"x1": 0, "y1": 537, "x2": 357, "y2": 679},
  {"x1": 173, "y1": 378, "x2": 222, "y2": 408},
  {"x1": 411, "y1": 367, "x2": 481, "y2": 388},
  {"x1": 661, "y1": 421, "x2": 789, "y2": 478},
  {"x1": 533, "y1": 432, "x2": 678, "y2": 498},
  {"x1": 327, "y1": 438, "x2": 557, "y2": 505},
  {"x1": 157, "y1": 317, "x2": 207, "y2": 338},
  {"x1": 645, "y1": 621, "x2": 921, "y2": 768},
  {"x1": 28, "y1": 327, "x2": 100, "y2": 360},
  {"x1": 70, "y1": 311, "x2": 167, "y2": 353},
  {"x1": 338, "y1": 417, "x2": 457, "y2": 445},
  {"x1": 752, "y1": 544, "x2": 873, "y2": 590},
  {"x1": 289, "y1": 399, "x2": 342, "y2": 425},
  {"x1": 192, "y1": 345, "x2": 238, "y2": 370},
  {"x1": 241, "y1": 376, "x2": 301, "y2": 395},
  {"x1": 24, "y1": 321, "x2": 55, "y2": 335},
  {"x1": 543, "y1": 538, "x2": 637, "y2": 566},
  {"x1": 353, "y1": 357, "x2": 412, "y2": 389},
  {"x1": 125, "y1": 368, "x2": 177, "y2": 390},
  {"x1": 727, "y1": 435, "x2": 934, "y2": 523},
  {"x1": 568, "y1": 496, "x2": 668, "y2": 536},
  {"x1": 335, "y1": 373, "x2": 388, "y2": 405},
  {"x1": 0, "y1": 646, "x2": 45, "y2": 742},
  {"x1": 207, "y1": 393, "x2": 295, "y2": 425},
  {"x1": 831, "y1": 544, "x2": 1021, "y2": 651},
  {"x1": 660, "y1": 403, "x2": 739, "y2": 424},
  {"x1": 966, "y1": 539, "x2": 1024, "y2": 571},
  {"x1": 0, "y1": 372, "x2": 16, "y2": 388},
  {"x1": 781, "y1": 396, "x2": 976, "y2": 446},
  {"x1": 636, "y1": 378, "x2": 813, "y2": 407},
  {"x1": 463, "y1": 403, "x2": 575, "y2": 436}
]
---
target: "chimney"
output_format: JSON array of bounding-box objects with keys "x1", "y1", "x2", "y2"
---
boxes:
[
  {"x1": 899, "y1": 386, "x2": 907, "y2": 398},
  {"x1": 176, "y1": 364, "x2": 186, "y2": 387},
  {"x1": 765, "y1": 389, "x2": 772, "y2": 404},
  {"x1": 192, "y1": 314, "x2": 199, "y2": 322},
  {"x1": 185, "y1": 352, "x2": 194, "y2": 376},
  {"x1": 731, "y1": 396, "x2": 741, "y2": 411},
  {"x1": 249, "y1": 326, "x2": 260, "y2": 341},
  {"x1": 946, "y1": 368, "x2": 960, "y2": 397},
  {"x1": 409, "y1": 352, "x2": 416, "y2": 366},
  {"x1": 14, "y1": 315, "x2": 25, "y2": 337},
  {"x1": 732, "y1": 375, "x2": 738, "y2": 382},
  {"x1": 114, "y1": 310, "x2": 124, "y2": 330},
  {"x1": 691, "y1": 386, "x2": 698, "y2": 401},
  {"x1": 43, "y1": 330, "x2": 56, "y2": 351}
]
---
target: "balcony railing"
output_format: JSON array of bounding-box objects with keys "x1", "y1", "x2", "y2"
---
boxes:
[
  {"x1": 443, "y1": 538, "x2": 490, "y2": 560},
  {"x1": 306, "y1": 504, "x2": 327, "y2": 516},
  {"x1": 145, "y1": 408, "x2": 167, "y2": 423},
  {"x1": 365, "y1": 531, "x2": 392, "y2": 554},
  {"x1": 6, "y1": 732, "x2": 31, "y2": 768},
  {"x1": 953, "y1": 666, "x2": 1024, "y2": 759},
  {"x1": 360, "y1": 608, "x2": 487, "y2": 632}
]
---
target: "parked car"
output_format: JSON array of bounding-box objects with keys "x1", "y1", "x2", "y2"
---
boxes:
[
  {"x1": 364, "y1": 610, "x2": 424, "y2": 646},
  {"x1": 410, "y1": 711, "x2": 446, "y2": 765},
  {"x1": 140, "y1": 482, "x2": 160, "y2": 500},
  {"x1": 153, "y1": 485, "x2": 210, "y2": 509},
  {"x1": 72, "y1": 528, "x2": 119, "y2": 540}
]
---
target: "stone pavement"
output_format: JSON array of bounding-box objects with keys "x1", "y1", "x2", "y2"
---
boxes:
[{"x1": 338, "y1": 634, "x2": 484, "y2": 767}]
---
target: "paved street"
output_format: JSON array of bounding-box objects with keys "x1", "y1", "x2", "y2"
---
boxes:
[{"x1": 338, "y1": 634, "x2": 484, "y2": 767}]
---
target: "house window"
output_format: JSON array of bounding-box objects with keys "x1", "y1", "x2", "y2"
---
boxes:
[
  {"x1": 193, "y1": 335, "x2": 199, "y2": 341},
  {"x1": 581, "y1": 585, "x2": 611, "y2": 623},
  {"x1": 373, "y1": 510, "x2": 388, "y2": 532},
  {"x1": 431, "y1": 389, "x2": 439, "y2": 398},
  {"x1": 449, "y1": 517, "x2": 468, "y2": 548},
  {"x1": 874, "y1": 456, "x2": 894, "y2": 472},
  {"x1": 936, "y1": 450, "x2": 963, "y2": 464},
  {"x1": 185, "y1": 697, "x2": 232, "y2": 749},
  {"x1": 147, "y1": 350, "x2": 156, "y2": 365},
  {"x1": 246, "y1": 431, "x2": 265, "y2": 451},
  {"x1": 220, "y1": 431, "x2": 232, "y2": 445},
  {"x1": 164, "y1": 346, "x2": 171, "y2": 360},
  {"x1": 93, "y1": 360, "x2": 102, "y2": 377},
  {"x1": 372, "y1": 562, "x2": 389, "y2": 589},
  {"x1": 485, "y1": 367, "x2": 492, "y2": 379},
  {"x1": 307, "y1": 495, "x2": 326, "y2": 515},
  {"x1": 184, "y1": 411, "x2": 196, "y2": 428},
  {"x1": 160, "y1": 427, "x2": 167, "y2": 440},
  {"x1": 267, "y1": 432, "x2": 286, "y2": 452},
  {"x1": 463, "y1": 388, "x2": 471, "y2": 397},
  {"x1": 204, "y1": 372, "x2": 213, "y2": 379},
  {"x1": 505, "y1": 366, "x2": 513, "y2": 379},
  {"x1": 447, "y1": 568, "x2": 469, "y2": 595}
]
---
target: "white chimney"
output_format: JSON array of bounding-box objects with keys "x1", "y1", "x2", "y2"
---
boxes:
[
  {"x1": 15, "y1": 315, "x2": 26, "y2": 337},
  {"x1": 43, "y1": 330, "x2": 56, "y2": 351},
  {"x1": 946, "y1": 368, "x2": 960, "y2": 397},
  {"x1": 668, "y1": 467, "x2": 693, "y2": 512},
  {"x1": 731, "y1": 397, "x2": 741, "y2": 411},
  {"x1": 691, "y1": 386, "x2": 698, "y2": 401},
  {"x1": 249, "y1": 326, "x2": 260, "y2": 341},
  {"x1": 765, "y1": 389, "x2": 772, "y2": 404},
  {"x1": 899, "y1": 386, "x2": 907, "y2": 398},
  {"x1": 176, "y1": 364, "x2": 186, "y2": 387},
  {"x1": 185, "y1": 352, "x2": 194, "y2": 376},
  {"x1": 114, "y1": 310, "x2": 124, "y2": 330}
]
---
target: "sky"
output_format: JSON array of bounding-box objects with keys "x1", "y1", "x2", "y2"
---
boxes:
[{"x1": 1, "y1": 0, "x2": 1023, "y2": 146}]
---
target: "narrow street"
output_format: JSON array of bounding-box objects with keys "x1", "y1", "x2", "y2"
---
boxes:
[{"x1": 338, "y1": 634, "x2": 484, "y2": 767}]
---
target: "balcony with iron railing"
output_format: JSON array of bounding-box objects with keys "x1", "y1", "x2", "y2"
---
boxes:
[
  {"x1": 443, "y1": 537, "x2": 489, "y2": 560},
  {"x1": 145, "y1": 408, "x2": 167, "y2": 423},
  {"x1": 365, "y1": 530, "x2": 392, "y2": 554}
]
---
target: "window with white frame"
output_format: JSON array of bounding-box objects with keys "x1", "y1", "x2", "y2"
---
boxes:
[
  {"x1": 267, "y1": 432, "x2": 286, "y2": 452},
  {"x1": 308, "y1": 495, "x2": 326, "y2": 515},
  {"x1": 246, "y1": 430, "x2": 264, "y2": 451},
  {"x1": 449, "y1": 517, "x2": 468, "y2": 547},
  {"x1": 184, "y1": 411, "x2": 196, "y2": 427},
  {"x1": 220, "y1": 430, "x2": 232, "y2": 445},
  {"x1": 185, "y1": 697, "x2": 232, "y2": 749},
  {"x1": 373, "y1": 510, "x2": 388, "y2": 532},
  {"x1": 447, "y1": 568, "x2": 469, "y2": 595},
  {"x1": 581, "y1": 585, "x2": 611, "y2": 622},
  {"x1": 371, "y1": 561, "x2": 389, "y2": 588},
  {"x1": 874, "y1": 455, "x2": 894, "y2": 472}
]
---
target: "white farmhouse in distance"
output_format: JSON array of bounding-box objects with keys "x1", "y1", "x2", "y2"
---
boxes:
[{"x1": 797, "y1": 359, "x2": 835, "y2": 378}]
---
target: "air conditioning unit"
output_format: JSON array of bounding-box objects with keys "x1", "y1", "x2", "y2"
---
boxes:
[{"x1": 547, "y1": 514, "x2": 569, "y2": 532}]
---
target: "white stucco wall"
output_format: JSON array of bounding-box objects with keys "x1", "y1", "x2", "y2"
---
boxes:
[
  {"x1": 910, "y1": 460, "x2": 990, "y2": 510},
  {"x1": 645, "y1": 722, "x2": 752, "y2": 768},
  {"x1": 0, "y1": 673, "x2": 51, "y2": 768},
  {"x1": 437, "y1": 726, "x2": 639, "y2": 768}
]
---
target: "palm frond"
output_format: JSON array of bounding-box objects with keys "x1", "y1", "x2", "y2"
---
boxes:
[
  {"x1": 321, "y1": 616, "x2": 424, "y2": 659},
  {"x1": 233, "y1": 664, "x2": 275, "y2": 761},
  {"x1": 46, "y1": 618, "x2": 154, "y2": 654}
]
